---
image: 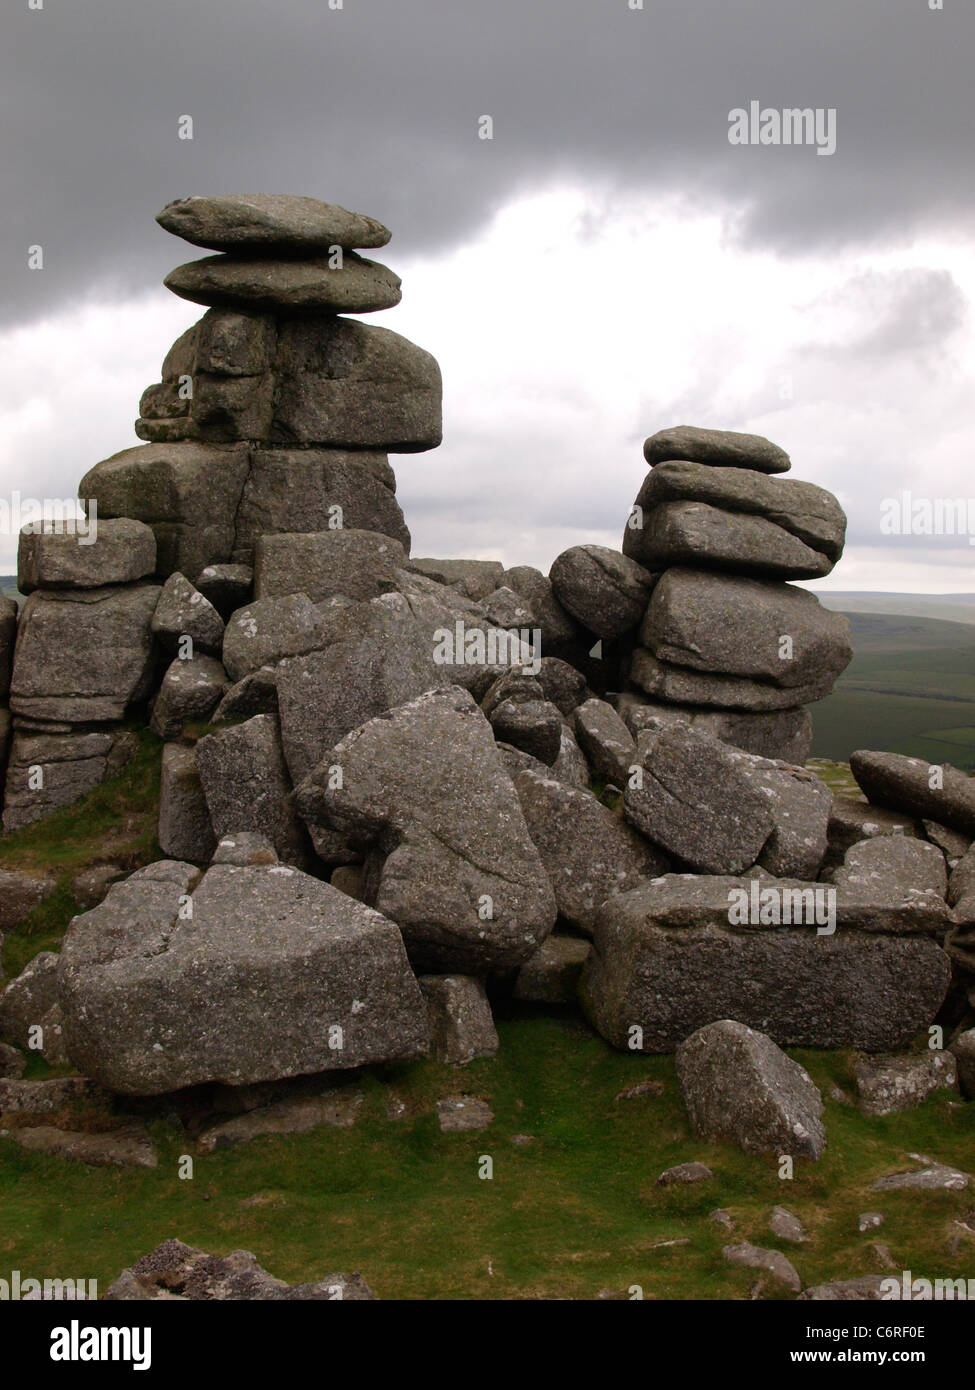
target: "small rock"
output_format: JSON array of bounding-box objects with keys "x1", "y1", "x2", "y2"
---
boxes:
[
  {"x1": 769, "y1": 1206, "x2": 807, "y2": 1244},
  {"x1": 873, "y1": 1157, "x2": 970, "y2": 1192},
  {"x1": 722, "y1": 1242, "x2": 801, "y2": 1293},
  {"x1": 419, "y1": 975, "x2": 498, "y2": 1066},
  {"x1": 8, "y1": 1125, "x2": 157, "y2": 1169},
  {"x1": 708, "y1": 1209, "x2": 735, "y2": 1230},
  {"x1": 436, "y1": 1096, "x2": 494, "y2": 1132},
  {"x1": 657, "y1": 1161, "x2": 713, "y2": 1186},
  {"x1": 798, "y1": 1276, "x2": 890, "y2": 1301},
  {"x1": 852, "y1": 1050, "x2": 958, "y2": 1116},
  {"x1": 615, "y1": 1079, "x2": 666, "y2": 1102},
  {"x1": 858, "y1": 1212, "x2": 885, "y2": 1232}
]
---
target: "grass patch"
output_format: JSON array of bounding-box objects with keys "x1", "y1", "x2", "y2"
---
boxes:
[{"x1": 1, "y1": 1014, "x2": 972, "y2": 1300}]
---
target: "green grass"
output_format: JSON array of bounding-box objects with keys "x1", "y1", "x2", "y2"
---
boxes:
[
  {"x1": 1, "y1": 1014, "x2": 972, "y2": 1300},
  {"x1": 811, "y1": 612, "x2": 975, "y2": 767},
  {"x1": 0, "y1": 728, "x2": 164, "y2": 981}
]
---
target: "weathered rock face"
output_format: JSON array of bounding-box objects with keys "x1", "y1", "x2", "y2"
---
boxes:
[
  {"x1": 157, "y1": 194, "x2": 392, "y2": 252},
  {"x1": 235, "y1": 449, "x2": 409, "y2": 559},
  {"x1": 254, "y1": 529, "x2": 408, "y2": 603},
  {"x1": 151, "y1": 572, "x2": 225, "y2": 655},
  {"x1": 196, "y1": 714, "x2": 309, "y2": 865},
  {"x1": 18, "y1": 519, "x2": 157, "y2": 593},
  {"x1": 549, "y1": 545, "x2": 657, "y2": 639},
  {"x1": 639, "y1": 569, "x2": 852, "y2": 687},
  {"x1": 675, "y1": 1020, "x2": 825, "y2": 1158},
  {"x1": 513, "y1": 768, "x2": 668, "y2": 935},
  {"x1": 9, "y1": 584, "x2": 159, "y2": 722},
  {"x1": 158, "y1": 743, "x2": 216, "y2": 862},
  {"x1": 513, "y1": 933, "x2": 592, "y2": 1003},
  {"x1": 720, "y1": 749, "x2": 833, "y2": 879},
  {"x1": 419, "y1": 975, "x2": 499, "y2": 1064},
  {"x1": 850, "y1": 751, "x2": 975, "y2": 837},
  {"x1": 643, "y1": 425, "x2": 791, "y2": 474},
  {"x1": 0, "y1": 869, "x2": 57, "y2": 930},
  {"x1": 616, "y1": 692, "x2": 814, "y2": 765},
  {"x1": 296, "y1": 687, "x2": 557, "y2": 974},
  {"x1": 149, "y1": 654, "x2": 228, "y2": 738},
  {"x1": 0, "y1": 950, "x2": 60, "y2": 1049},
  {"x1": 2, "y1": 728, "x2": 120, "y2": 831},
  {"x1": 79, "y1": 443, "x2": 250, "y2": 582},
  {"x1": 630, "y1": 501, "x2": 835, "y2": 579},
  {"x1": 851, "y1": 1050, "x2": 958, "y2": 1116},
  {"x1": 628, "y1": 647, "x2": 839, "y2": 711},
  {"x1": 829, "y1": 835, "x2": 949, "y2": 900},
  {"x1": 624, "y1": 723, "x2": 775, "y2": 873},
  {"x1": 582, "y1": 876, "x2": 952, "y2": 1051},
  {"x1": 574, "y1": 698, "x2": 637, "y2": 786},
  {"x1": 57, "y1": 861, "x2": 431, "y2": 1095},
  {"x1": 105, "y1": 1237, "x2": 376, "y2": 1300}
]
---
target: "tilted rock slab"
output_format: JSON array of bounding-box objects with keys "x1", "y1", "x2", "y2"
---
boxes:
[
  {"x1": 616, "y1": 691, "x2": 814, "y2": 765},
  {"x1": 643, "y1": 425, "x2": 791, "y2": 474},
  {"x1": 57, "y1": 860, "x2": 431, "y2": 1095},
  {"x1": 196, "y1": 714, "x2": 308, "y2": 866},
  {"x1": 18, "y1": 518, "x2": 156, "y2": 593},
  {"x1": 630, "y1": 500, "x2": 834, "y2": 579},
  {"x1": 581, "y1": 875, "x2": 952, "y2": 1051},
  {"x1": 850, "y1": 750, "x2": 975, "y2": 837},
  {"x1": 296, "y1": 687, "x2": 557, "y2": 974},
  {"x1": 157, "y1": 194, "x2": 392, "y2": 252}
]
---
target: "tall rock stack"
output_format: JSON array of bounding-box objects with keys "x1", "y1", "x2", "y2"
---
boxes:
[{"x1": 618, "y1": 425, "x2": 853, "y2": 764}]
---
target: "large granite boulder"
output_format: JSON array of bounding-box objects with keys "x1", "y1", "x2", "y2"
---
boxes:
[
  {"x1": 629, "y1": 501, "x2": 834, "y2": 579},
  {"x1": 581, "y1": 875, "x2": 952, "y2": 1050},
  {"x1": 254, "y1": 530, "x2": 408, "y2": 604},
  {"x1": 675, "y1": 1020, "x2": 825, "y2": 1159},
  {"x1": 512, "y1": 768, "x2": 668, "y2": 934},
  {"x1": 195, "y1": 714, "x2": 308, "y2": 865},
  {"x1": 295, "y1": 687, "x2": 557, "y2": 973},
  {"x1": 639, "y1": 569, "x2": 852, "y2": 688},
  {"x1": 149, "y1": 654, "x2": 228, "y2": 739},
  {"x1": 642, "y1": 425, "x2": 791, "y2": 474},
  {"x1": 221, "y1": 594, "x2": 333, "y2": 683},
  {"x1": 9, "y1": 583, "x2": 159, "y2": 722},
  {"x1": 719, "y1": 749, "x2": 833, "y2": 879},
  {"x1": 269, "y1": 317, "x2": 442, "y2": 452},
  {"x1": 57, "y1": 861, "x2": 431, "y2": 1095},
  {"x1": 624, "y1": 723, "x2": 775, "y2": 873},
  {"x1": 79, "y1": 442, "x2": 250, "y2": 582},
  {"x1": 235, "y1": 449, "x2": 410, "y2": 559},
  {"x1": 1, "y1": 728, "x2": 120, "y2": 831},
  {"x1": 549, "y1": 545, "x2": 657, "y2": 639},
  {"x1": 18, "y1": 519, "x2": 156, "y2": 593},
  {"x1": 616, "y1": 692, "x2": 813, "y2": 765},
  {"x1": 628, "y1": 647, "x2": 839, "y2": 711},
  {"x1": 850, "y1": 751, "x2": 975, "y2": 837}
]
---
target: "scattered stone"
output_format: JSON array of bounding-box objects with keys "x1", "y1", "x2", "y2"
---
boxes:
[
  {"x1": 657, "y1": 1161, "x2": 713, "y2": 1186},
  {"x1": 852, "y1": 1050, "x2": 958, "y2": 1116},
  {"x1": 104, "y1": 1236, "x2": 375, "y2": 1300},
  {"x1": 674, "y1": 1020, "x2": 826, "y2": 1160},
  {"x1": 708, "y1": 1209, "x2": 735, "y2": 1230},
  {"x1": 769, "y1": 1206, "x2": 807, "y2": 1244},
  {"x1": 198, "y1": 1090, "x2": 364, "y2": 1152},
  {"x1": 873, "y1": 1157, "x2": 970, "y2": 1192},
  {"x1": 18, "y1": 518, "x2": 156, "y2": 592},
  {"x1": 57, "y1": 860, "x2": 431, "y2": 1095},
  {"x1": 859, "y1": 1213, "x2": 885, "y2": 1232},
  {"x1": 798, "y1": 1276, "x2": 890, "y2": 1301},
  {"x1": 615, "y1": 1079, "x2": 666, "y2": 1102},
  {"x1": 722, "y1": 1243, "x2": 801, "y2": 1293},
  {"x1": 549, "y1": 545, "x2": 656, "y2": 639},
  {"x1": 436, "y1": 1096, "x2": 494, "y2": 1132},
  {"x1": 419, "y1": 975, "x2": 499, "y2": 1065},
  {"x1": 513, "y1": 934, "x2": 591, "y2": 1004},
  {"x1": 871, "y1": 1243, "x2": 897, "y2": 1270},
  {"x1": 7, "y1": 1125, "x2": 158, "y2": 1169}
]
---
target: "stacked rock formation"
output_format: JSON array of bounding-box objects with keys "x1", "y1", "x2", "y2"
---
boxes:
[{"x1": 0, "y1": 199, "x2": 966, "y2": 1112}]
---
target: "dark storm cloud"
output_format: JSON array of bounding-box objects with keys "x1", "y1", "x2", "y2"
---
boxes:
[{"x1": 3, "y1": 0, "x2": 972, "y2": 326}]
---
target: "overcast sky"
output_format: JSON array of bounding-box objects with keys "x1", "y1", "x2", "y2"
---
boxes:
[{"x1": 2, "y1": 0, "x2": 973, "y2": 590}]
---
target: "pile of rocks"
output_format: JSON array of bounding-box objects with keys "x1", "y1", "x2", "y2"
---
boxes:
[{"x1": 0, "y1": 195, "x2": 970, "y2": 1123}]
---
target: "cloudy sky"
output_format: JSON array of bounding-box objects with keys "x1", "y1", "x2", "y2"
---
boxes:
[{"x1": 2, "y1": 0, "x2": 973, "y2": 591}]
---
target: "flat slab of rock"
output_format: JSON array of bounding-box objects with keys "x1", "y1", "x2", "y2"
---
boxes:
[
  {"x1": 255, "y1": 529, "x2": 408, "y2": 604},
  {"x1": 0, "y1": 1076, "x2": 109, "y2": 1115},
  {"x1": 582, "y1": 877, "x2": 952, "y2": 1050},
  {"x1": 722, "y1": 1242, "x2": 802, "y2": 1292},
  {"x1": 852, "y1": 1051, "x2": 958, "y2": 1116},
  {"x1": 850, "y1": 751, "x2": 975, "y2": 837},
  {"x1": 157, "y1": 194, "x2": 392, "y2": 251},
  {"x1": 7, "y1": 1125, "x2": 158, "y2": 1169},
  {"x1": 676, "y1": 1020, "x2": 826, "y2": 1160},
  {"x1": 296, "y1": 687, "x2": 556, "y2": 974},
  {"x1": 436, "y1": 1096, "x2": 494, "y2": 1132},
  {"x1": 1, "y1": 728, "x2": 119, "y2": 832},
  {"x1": 165, "y1": 252, "x2": 402, "y2": 315},
  {"x1": 830, "y1": 835, "x2": 949, "y2": 901},
  {"x1": 639, "y1": 569, "x2": 852, "y2": 687},
  {"x1": 57, "y1": 860, "x2": 431, "y2": 1095},
  {"x1": 411, "y1": 558, "x2": 505, "y2": 602},
  {"x1": 617, "y1": 693, "x2": 813, "y2": 766},
  {"x1": 513, "y1": 769, "x2": 667, "y2": 934},
  {"x1": 873, "y1": 1157, "x2": 970, "y2": 1192},
  {"x1": 633, "y1": 501, "x2": 833, "y2": 579},
  {"x1": 626, "y1": 459, "x2": 843, "y2": 562},
  {"x1": 18, "y1": 518, "x2": 156, "y2": 592},
  {"x1": 196, "y1": 714, "x2": 308, "y2": 865},
  {"x1": 799, "y1": 1276, "x2": 890, "y2": 1301},
  {"x1": 549, "y1": 545, "x2": 656, "y2": 639},
  {"x1": 104, "y1": 1237, "x2": 375, "y2": 1300},
  {"x1": 624, "y1": 723, "x2": 775, "y2": 873},
  {"x1": 629, "y1": 648, "x2": 837, "y2": 711},
  {"x1": 9, "y1": 583, "x2": 159, "y2": 722},
  {"x1": 198, "y1": 1090, "x2": 364, "y2": 1152},
  {"x1": 643, "y1": 425, "x2": 791, "y2": 474}
]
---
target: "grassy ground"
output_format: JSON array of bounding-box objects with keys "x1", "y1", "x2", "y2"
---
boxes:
[{"x1": 1, "y1": 1014, "x2": 973, "y2": 1300}]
